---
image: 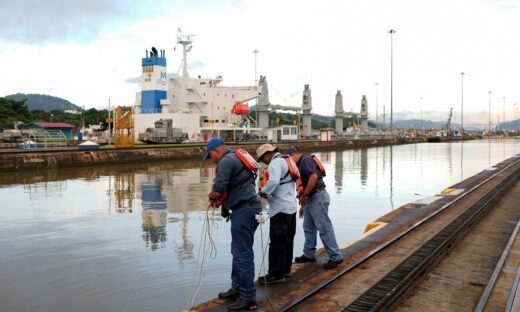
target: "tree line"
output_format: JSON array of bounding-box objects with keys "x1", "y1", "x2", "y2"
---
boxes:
[{"x1": 0, "y1": 97, "x2": 110, "y2": 131}]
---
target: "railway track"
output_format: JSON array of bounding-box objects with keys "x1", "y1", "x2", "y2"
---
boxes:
[{"x1": 278, "y1": 156, "x2": 520, "y2": 312}]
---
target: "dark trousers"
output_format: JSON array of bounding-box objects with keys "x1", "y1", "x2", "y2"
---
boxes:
[
  {"x1": 268, "y1": 212, "x2": 296, "y2": 278},
  {"x1": 230, "y1": 205, "x2": 262, "y2": 301}
]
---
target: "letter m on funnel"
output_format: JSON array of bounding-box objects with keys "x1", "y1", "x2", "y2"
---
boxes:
[{"x1": 160, "y1": 72, "x2": 167, "y2": 79}]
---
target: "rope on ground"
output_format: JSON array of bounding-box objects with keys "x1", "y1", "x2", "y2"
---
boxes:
[{"x1": 185, "y1": 205, "x2": 218, "y2": 311}]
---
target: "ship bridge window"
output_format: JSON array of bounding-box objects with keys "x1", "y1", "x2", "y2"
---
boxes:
[{"x1": 142, "y1": 65, "x2": 154, "y2": 73}]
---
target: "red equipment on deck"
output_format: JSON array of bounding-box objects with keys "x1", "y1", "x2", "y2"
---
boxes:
[{"x1": 231, "y1": 102, "x2": 250, "y2": 115}]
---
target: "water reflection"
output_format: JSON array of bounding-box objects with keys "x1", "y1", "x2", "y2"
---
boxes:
[
  {"x1": 111, "y1": 174, "x2": 135, "y2": 213},
  {"x1": 360, "y1": 148, "x2": 368, "y2": 186},
  {"x1": 140, "y1": 179, "x2": 168, "y2": 251},
  {"x1": 334, "y1": 150, "x2": 343, "y2": 193}
]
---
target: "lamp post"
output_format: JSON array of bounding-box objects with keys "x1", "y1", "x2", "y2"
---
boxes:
[
  {"x1": 460, "y1": 72, "x2": 465, "y2": 135},
  {"x1": 375, "y1": 82, "x2": 379, "y2": 126},
  {"x1": 253, "y1": 49, "x2": 259, "y2": 126},
  {"x1": 50, "y1": 113, "x2": 54, "y2": 123},
  {"x1": 388, "y1": 29, "x2": 396, "y2": 134},
  {"x1": 502, "y1": 96, "x2": 506, "y2": 131},
  {"x1": 419, "y1": 97, "x2": 423, "y2": 134},
  {"x1": 488, "y1": 91, "x2": 492, "y2": 134},
  {"x1": 513, "y1": 102, "x2": 517, "y2": 130}
]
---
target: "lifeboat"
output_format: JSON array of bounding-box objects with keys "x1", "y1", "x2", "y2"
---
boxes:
[{"x1": 231, "y1": 102, "x2": 250, "y2": 115}]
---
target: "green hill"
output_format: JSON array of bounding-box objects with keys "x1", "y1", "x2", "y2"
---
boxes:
[{"x1": 5, "y1": 93, "x2": 82, "y2": 112}]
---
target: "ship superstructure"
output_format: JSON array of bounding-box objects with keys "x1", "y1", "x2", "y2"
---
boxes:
[{"x1": 134, "y1": 32, "x2": 261, "y2": 142}]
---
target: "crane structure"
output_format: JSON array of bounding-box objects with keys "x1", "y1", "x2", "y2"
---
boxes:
[
  {"x1": 257, "y1": 76, "x2": 313, "y2": 136},
  {"x1": 334, "y1": 90, "x2": 364, "y2": 134}
]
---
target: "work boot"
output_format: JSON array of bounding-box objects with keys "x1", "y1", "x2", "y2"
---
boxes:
[
  {"x1": 294, "y1": 255, "x2": 316, "y2": 263},
  {"x1": 227, "y1": 299, "x2": 257, "y2": 311},
  {"x1": 323, "y1": 258, "x2": 344, "y2": 270},
  {"x1": 257, "y1": 274, "x2": 285, "y2": 285},
  {"x1": 218, "y1": 288, "x2": 239, "y2": 300}
]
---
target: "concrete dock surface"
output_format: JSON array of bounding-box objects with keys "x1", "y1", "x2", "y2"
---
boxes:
[{"x1": 189, "y1": 154, "x2": 520, "y2": 312}]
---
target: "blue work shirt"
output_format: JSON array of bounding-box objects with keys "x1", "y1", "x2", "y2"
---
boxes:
[
  {"x1": 297, "y1": 155, "x2": 326, "y2": 196},
  {"x1": 212, "y1": 148, "x2": 260, "y2": 210},
  {"x1": 260, "y1": 152, "x2": 298, "y2": 217}
]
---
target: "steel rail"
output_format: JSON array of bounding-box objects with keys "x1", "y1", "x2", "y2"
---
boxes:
[
  {"x1": 345, "y1": 159, "x2": 520, "y2": 311},
  {"x1": 474, "y1": 219, "x2": 520, "y2": 312},
  {"x1": 278, "y1": 155, "x2": 520, "y2": 312}
]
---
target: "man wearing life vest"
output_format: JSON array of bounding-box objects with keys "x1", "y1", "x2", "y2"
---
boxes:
[
  {"x1": 256, "y1": 143, "x2": 298, "y2": 285},
  {"x1": 204, "y1": 138, "x2": 261, "y2": 311},
  {"x1": 286, "y1": 146, "x2": 344, "y2": 270}
]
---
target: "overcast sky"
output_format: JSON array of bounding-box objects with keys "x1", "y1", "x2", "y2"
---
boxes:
[{"x1": 1, "y1": 0, "x2": 519, "y2": 125}]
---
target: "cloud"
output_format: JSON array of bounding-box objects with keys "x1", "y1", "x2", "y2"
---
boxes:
[
  {"x1": 0, "y1": 0, "x2": 185, "y2": 44},
  {"x1": 485, "y1": 0, "x2": 520, "y2": 9},
  {"x1": 0, "y1": 0, "x2": 243, "y2": 44},
  {"x1": 125, "y1": 76, "x2": 141, "y2": 84},
  {"x1": 188, "y1": 61, "x2": 206, "y2": 70}
]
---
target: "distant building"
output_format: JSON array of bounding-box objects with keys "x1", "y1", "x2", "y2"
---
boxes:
[
  {"x1": 267, "y1": 125, "x2": 299, "y2": 143},
  {"x1": 20, "y1": 122, "x2": 75, "y2": 139}
]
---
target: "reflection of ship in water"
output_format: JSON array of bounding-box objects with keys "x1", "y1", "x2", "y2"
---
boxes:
[
  {"x1": 140, "y1": 178, "x2": 168, "y2": 251},
  {"x1": 133, "y1": 164, "x2": 214, "y2": 260}
]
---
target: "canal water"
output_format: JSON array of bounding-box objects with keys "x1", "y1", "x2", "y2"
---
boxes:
[{"x1": 1, "y1": 139, "x2": 519, "y2": 312}]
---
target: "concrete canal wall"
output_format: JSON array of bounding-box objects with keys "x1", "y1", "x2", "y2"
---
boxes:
[{"x1": 0, "y1": 136, "x2": 475, "y2": 171}]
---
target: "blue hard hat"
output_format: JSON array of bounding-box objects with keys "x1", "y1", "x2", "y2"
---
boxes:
[
  {"x1": 203, "y1": 137, "x2": 225, "y2": 159},
  {"x1": 285, "y1": 146, "x2": 299, "y2": 155}
]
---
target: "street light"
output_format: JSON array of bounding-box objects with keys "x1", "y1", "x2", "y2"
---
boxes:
[
  {"x1": 50, "y1": 113, "x2": 54, "y2": 123},
  {"x1": 253, "y1": 49, "x2": 259, "y2": 126},
  {"x1": 502, "y1": 96, "x2": 506, "y2": 130},
  {"x1": 388, "y1": 29, "x2": 396, "y2": 134},
  {"x1": 419, "y1": 97, "x2": 423, "y2": 133},
  {"x1": 460, "y1": 72, "x2": 465, "y2": 134},
  {"x1": 375, "y1": 82, "x2": 379, "y2": 126},
  {"x1": 488, "y1": 91, "x2": 492, "y2": 134}
]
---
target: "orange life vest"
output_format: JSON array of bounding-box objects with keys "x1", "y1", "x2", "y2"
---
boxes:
[
  {"x1": 259, "y1": 155, "x2": 304, "y2": 196},
  {"x1": 215, "y1": 148, "x2": 259, "y2": 202},
  {"x1": 310, "y1": 155, "x2": 326, "y2": 177}
]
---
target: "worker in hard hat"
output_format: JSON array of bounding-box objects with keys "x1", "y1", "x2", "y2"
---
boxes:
[
  {"x1": 256, "y1": 143, "x2": 298, "y2": 284},
  {"x1": 204, "y1": 137, "x2": 261, "y2": 311}
]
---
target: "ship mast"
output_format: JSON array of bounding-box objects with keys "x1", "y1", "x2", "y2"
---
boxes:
[{"x1": 176, "y1": 28, "x2": 193, "y2": 78}]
